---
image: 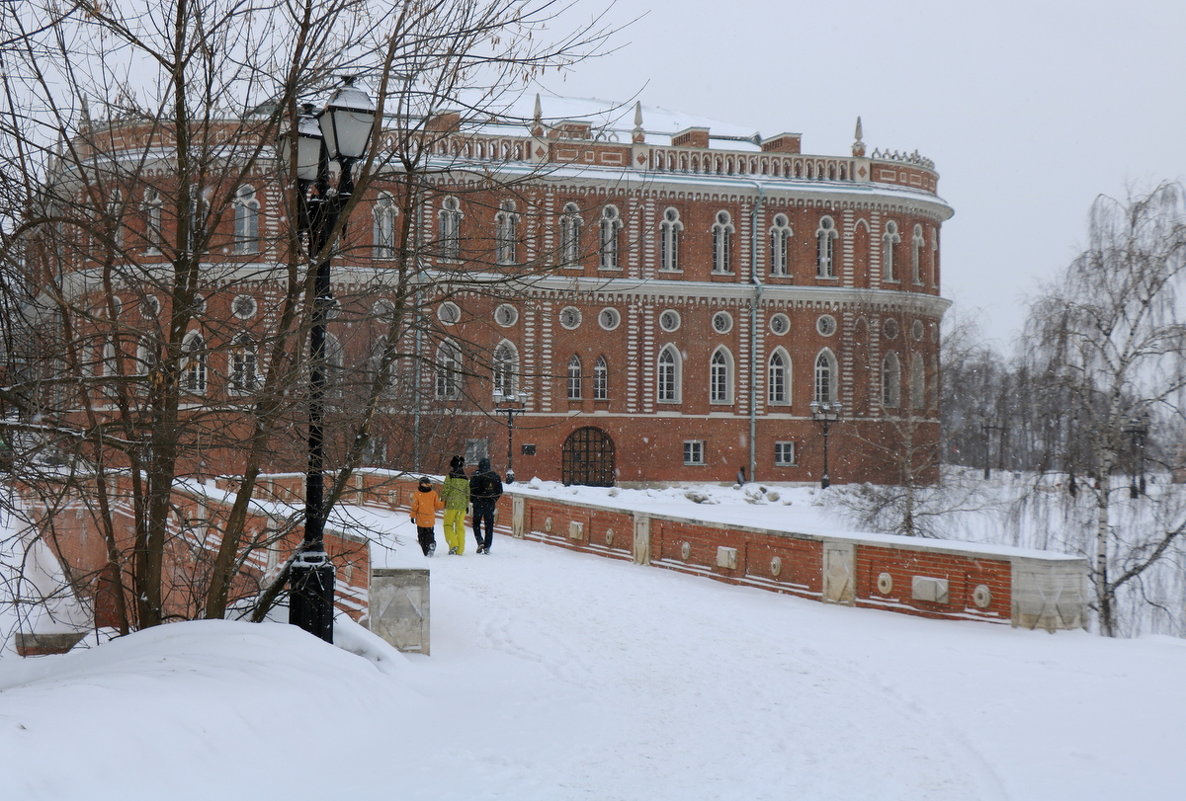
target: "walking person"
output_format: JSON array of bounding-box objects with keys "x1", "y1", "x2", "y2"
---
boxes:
[
  {"x1": 409, "y1": 476, "x2": 444, "y2": 557},
  {"x1": 469, "y1": 457, "x2": 503, "y2": 554},
  {"x1": 440, "y1": 455, "x2": 470, "y2": 555}
]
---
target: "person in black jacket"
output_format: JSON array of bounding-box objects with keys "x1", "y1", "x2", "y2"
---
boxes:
[{"x1": 469, "y1": 458, "x2": 503, "y2": 554}]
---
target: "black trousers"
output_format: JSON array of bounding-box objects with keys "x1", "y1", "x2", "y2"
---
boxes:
[
  {"x1": 472, "y1": 500, "x2": 496, "y2": 549},
  {"x1": 416, "y1": 525, "x2": 436, "y2": 555}
]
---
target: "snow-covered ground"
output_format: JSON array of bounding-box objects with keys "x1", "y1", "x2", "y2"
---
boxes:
[{"x1": 2, "y1": 506, "x2": 1183, "y2": 801}]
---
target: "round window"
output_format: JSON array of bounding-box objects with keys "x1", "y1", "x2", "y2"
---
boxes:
[
  {"x1": 438, "y1": 301, "x2": 461, "y2": 325},
  {"x1": 495, "y1": 303, "x2": 519, "y2": 327},
  {"x1": 816, "y1": 314, "x2": 837, "y2": 337},
  {"x1": 712, "y1": 311, "x2": 733, "y2": 334},
  {"x1": 141, "y1": 295, "x2": 161, "y2": 319},
  {"x1": 599, "y1": 308, "x2": 621, "y2": 331},
  {"x1": 659, "y1": 309, "x2": 681, "y2": 332},
  {"x1": 372, "y1": 298, "x2": 395, "y2": 318},
  {"x1": 231, "y1": 295, "x2": 256, "y2": 320},
  {"x1": 884, "y1": 318, "x2": 900, "y2": 339},
  {"x1": 769, "y1": 313, "x2": 790, "y2": 336},
  {"x1": 559, "y1": 306, "x2": 582, "y2": 330}
]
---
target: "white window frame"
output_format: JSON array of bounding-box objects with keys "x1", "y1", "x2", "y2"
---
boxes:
[
  {"x1": 373, "y1": 192, "x2": 396, "y2": 259},
  {"x1": 233, "y1": 185, "x2": 260, "y2": 255},
  {"x1": 711, "y1": 210, "x2": 734, "y2": 273},
  {"x1": 659, "y1": 207, "x2": 682, "y2": 272},
  {"x1": 683, "y1": 440, "x2": 705, "y2": 466},
  {"x1": 657, "y1": 345, "x2": 681, "y2": 404},
  {"x1": 774, "y1": 441, "x2": 797, "y2": 466},
  {"x1": 436, "y1": 340, "x2": 461, "y2": 400},
  {"x1": 593, "y1": 355, "x2": 609, "y2": 400},
  {"x1": 495, "y1": 200, "x2": 519, "y2": 265},
  {"x1": 883, "y1": 220, "x2": 901, "y2": 282},
  {"x1": 566, "y1": 354, "x2": 582, "y2": 400},
  {"x1": 599, "y1": 204, "x2": 622, "y2": 269},
  {"x1": 709, "y1": 346, "x2": 733, "y2": 405},
  {"x1": 229, "y1": 333, "x2": 259, "y2": 394},
  {"x1": 769, "y1": 213, "x2": 791, "y2": 276},
  {"x1": 181, "y1": 331, "x2": 207, "y2": 394},
  {"x1": 493, "y1": 340, "x2": 518, "y2": 399},
  {"x1": 814, "y1": 348, "x2": 837, "y2": 404},
  {"x1": 816, "y1": 215, "x2": 837, "y2": 278},
  {"x1": 439, "y1": 195, "x2": 462, "y2": 260},
  {"x1": 767, "y1": 348, "x2": 791, "y2": 405},
  {"x1": 882, "y1": 351, "x2": 901, "y2": 408},
  {"x1": 561, "y1": 202, "x2": 581, "y2": 267}
]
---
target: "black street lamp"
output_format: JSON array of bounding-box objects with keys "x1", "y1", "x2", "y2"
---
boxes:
[
  {"x1": 278, "y1": 77, "x2": 376, "y2": 642},
  {"x1": 810, "y1": 400, "x2": 842, "y2": 489},
  {"x1": 1123, "y1": 411, "x2": 1150, "y2": 499},
  {"x1": 495, "y1": 397, "x2": 522, "y2": 484}
]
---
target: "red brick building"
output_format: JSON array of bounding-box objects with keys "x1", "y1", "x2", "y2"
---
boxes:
[{"x1": 37, "y1": 98, "x2": 951, "y2": 487}]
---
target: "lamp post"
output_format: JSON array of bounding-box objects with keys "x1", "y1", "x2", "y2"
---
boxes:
[
  {"x1": 1123, "y1": 411, "x2": 1150, "y2": 499},
  {"x1": 495, "y1": 396, "x2": 521, "y2": 484},
  {"x1": 278, "y1": 77, "x2": 376, "y2": 642},
  {"x1": 810, "y1": 400, "x2": 842, "y2": 489}
]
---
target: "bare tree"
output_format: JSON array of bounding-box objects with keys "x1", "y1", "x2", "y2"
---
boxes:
[{"x1": 0, "y1": 0, "x2": 615, "y2": 638}]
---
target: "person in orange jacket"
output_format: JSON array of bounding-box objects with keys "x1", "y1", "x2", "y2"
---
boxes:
[{"x1": 410, "y1": 476, "x2": 445, "y2": 556}]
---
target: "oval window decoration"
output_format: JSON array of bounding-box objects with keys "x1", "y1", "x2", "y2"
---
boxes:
[
  {"x1": 372, "y1": 298, "x2": 396, "y2": 318},
  {"x1": 141, "y1": 295, "x2": 162, "y2": 319},
  {"x1": 769, "y1": 313, "x2": 790, "y2": 336},
  {"x1": 598, "y1": 307, "x2": 621, "y2": 331},
  {"x1": 816, "y1": 314, "x2": 837, "y2": 337},
  {"x1": 437, "y1": 301, "x2": 461, "y2": 325},
  {"x1": 770, "y1": 556, "x2": 782, "y2": 577},
  {"x1": 912, "y1": 319, "x2": 925, "y2": 341},
  {"x1": 559, "y1": 306, "x2": 582, "y2": 330},
  {"x1": 883, "y1": 318, "x2": 900, "y2": 339},
  {"x1": 712, "y1": 311, "x2": 733, "y2": 334},
  {"x1": 659, "y1": 309, "x2": 681, "y2": 332},
  {"x1": 877, "y1": 572, "x2": 894, "y2": 594},
  {"x1": 494, "y1": 303, "x2": 519, "y2": 327},
  {"x1": 231, "y1": 295, "x2": 256, "y2": 320}
]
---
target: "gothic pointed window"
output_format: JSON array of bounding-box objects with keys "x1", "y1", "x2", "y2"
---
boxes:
[
  {"x1": 566, "y1": 355, "x2": 583, "y2": 399},
  {"x1": 769, "y1": 213, "x2": 792, "y2": 276},
  {"x1": 659, "y1": 207, "x2": 682, "y2": 272},
  {"x1": 816, "y1": 215, "x2": 837, "y2": 278},
  {"x1": 768, "y1": 348, "x2": 791, "y2": 405},
  {"x1": 181, "y1": 331, "x2": 207, "y2": 394},
  {"x1": 911, "y1": 352, "x2": 926, "y2": 409},
  {"x1": 373, "y1": 192, "x2": 396, "y2": 259},
  {"x1": 657, "y1": 345, "x2": 681, "y2": 403},
  {"x1": 593, "y1": 355, "x2": 609, "y2": 400},
  {"x1": 439, "y1": 196, "x2": 462, "y2": 259},
  {"x1": 560, "y1": 202, "x2": 582, "y2": 267},
  {"x1": 495, "y1": 200, "x2": 519, "y2": 264},
  {"x1": 143, "y1": 188, "x2": 163, "y2": 254},
  {"x1": 882, "y1": 351, "x2": 901, "y2": 408},
  {"x1": 712, "y1": 210, "x2": 734, "y2": 273},
  {"x1": 710, "y1": 347, "x2": 733, "y2": 404},
  {"x1": 229, "y1": 333, "x2": 259, "y2": 394},
  {"x1": 492, "y1": 340, "x2": 518, "y2": 399},
  {"x1": 912, "y1": 224, "x2": 925, "y2": 285},
  {"x1": 883, "y1": 220, "x2": 901, "y2": 282},
  {"x1": 814, "y1": 349, "x2": 837, "y2": 404},
  {"x1": 436, "y1": 340, "x2": 461, "y2": 400},
  {"x1": 599, "y1": 204, "x2": 622, "y2": 269},
  {"x1": 233, "y1": 185, "x2": 260, "y2": 254}
]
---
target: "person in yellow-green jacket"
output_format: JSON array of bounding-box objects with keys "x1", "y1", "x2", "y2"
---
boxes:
[
  {"x1": 440, "y1": 455, "x2": 470, "y2": 555},
  {"x1": 410, "y1": 476, "x2": 445, "y2": 556}
]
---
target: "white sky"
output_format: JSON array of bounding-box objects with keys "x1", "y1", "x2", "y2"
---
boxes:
[{"x1": 540, "y1": 0, "x2": 1186, "y2": 347}]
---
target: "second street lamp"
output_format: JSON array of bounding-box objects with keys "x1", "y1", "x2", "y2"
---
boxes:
[
  {"x1": 810, "y1": 400, "x2": 842, "y2": 489},
  {"x1": 278, "y1": 77, "x2": 376, "y2": 643}
]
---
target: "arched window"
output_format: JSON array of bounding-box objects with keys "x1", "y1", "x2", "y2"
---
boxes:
[
  {"x1": 593, "y1": 355, "x2": 609, "y2": 400},
  {"x1": 143, "y1": 188, "x2": 163, "y2": 254},
  {"x1": 911, "y1": 353, "x2": 925, "y2": 409},
  {"x1": 324, "y1": 332, "x2": 344, "y2": 399},
  {"x1": 712, "y1": 210, "x2": 734, "y2": 273},
  {"x1": 599, "y1": 204, "x2": 622, "y2": 269},
  {"x1": 560, "y1": 202, "x2": 581, "y2": 266},
  {"x1": 233, "y1": 185, "x2": 260, "y2": 254},
  {"x1": 495, "y1": 200, "x2": 519, "y2": 264},
  {"x1": 107, "y1": 189, "x2": 124, "y2": 250},
  {"x1": 436, "y1": 340, "x2": 461, "y2": 400},
  {"x1": 710, "y1": 347, "x2": 733, "y2": 404},
  {"x1": 136, "y1": 336, "x2": 158, "y2": 376},
  {"x1": 816, "y1": 216, "x2": 837, "y2": 278},
  {"x1": 911, "y1": 224, "x2": 925, "y2": 284},
  {"x1": 769, "y1": 213, "x2": 792, "y2": 276},
  {"x1": 659, "y1": 207, "x2": 683, "y2": 272},
  {"x1": 882, "y1": 351, "x2": 901, "y2": 408},
  {"x1": 882, "y1": 220, "x2": 901, "y2": 282},
  {"x1": 229, "y1": 333, "x2": 258, "y2": 394},
  {"x1": 439, "y1": 196, "x2": 462, "y2": 259},
  {"x1": 181, "y1": 331, "x2": 207, "y2": 393},
  {"x1": 813, "y1": 349, "x2": 837, "y2": 404},
  {"x1": 657, "y1": 345, "x2": 681, "y2": 403},
  {"x1": 368, "y1": 336, "x2": 396, "y2": 396},
  {"x1": 566, "y1": 355, "x2": 583, "y2": 399},
  {"x1": 492, "y1": 340, "x2": 518, "y2": 399},
  {"x1": 768, "y1": 348, "x2": 791, "y2": 405},
  {"x1": 373, "y1": 192, "x2": 396, "y2": 259}
]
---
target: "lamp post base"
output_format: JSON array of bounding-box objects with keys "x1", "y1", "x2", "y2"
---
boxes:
[{"x1": 289, "y1": 549, "x2": 335, "y2": 643}]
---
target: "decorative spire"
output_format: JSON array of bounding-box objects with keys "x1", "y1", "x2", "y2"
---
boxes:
[
  {"x1": 632, "y1": 101, "x2": 645, "y2": 144},
  {"x1": 852, "y1": 115, "x2": 866, "y2": 158},
  {"x1": 531, "y1": 93, "x2": 543, "y2": 137}
]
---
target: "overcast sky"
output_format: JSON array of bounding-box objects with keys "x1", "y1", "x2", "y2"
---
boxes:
[{"x1": 539, "y1": 0, "x2": 1186, "y2": 347}]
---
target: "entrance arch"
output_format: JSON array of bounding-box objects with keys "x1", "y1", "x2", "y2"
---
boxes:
[{"x1": 561, "y1": 427, "x2": 616, "y2": 487}]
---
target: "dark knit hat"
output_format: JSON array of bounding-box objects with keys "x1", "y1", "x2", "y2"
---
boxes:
[{"x1": 449, "y1": 455, "x2": 464, "y2": 471}]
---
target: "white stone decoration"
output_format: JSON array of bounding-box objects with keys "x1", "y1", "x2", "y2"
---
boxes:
[
  {"x1": 877, "y1": 572, "x2": 894, "y2": 594},
  {"x1": 972, "y1": 584, "x2": 992, "y2": 609},
  {"x1": 716, "y1": 546, "x2": 738, "y2": 569},
  {"x1": 911, "y1": 575, "x2": 950, "y2": 604}
]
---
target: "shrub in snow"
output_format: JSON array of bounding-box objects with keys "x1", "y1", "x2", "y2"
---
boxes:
[{"x1": 683, "y1": 489, "x2": 712, "y2": 504}]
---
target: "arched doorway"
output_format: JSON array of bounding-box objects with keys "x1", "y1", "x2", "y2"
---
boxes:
[{"x1": 561, "y1": 427, "x2": 616, "y2": 487}]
